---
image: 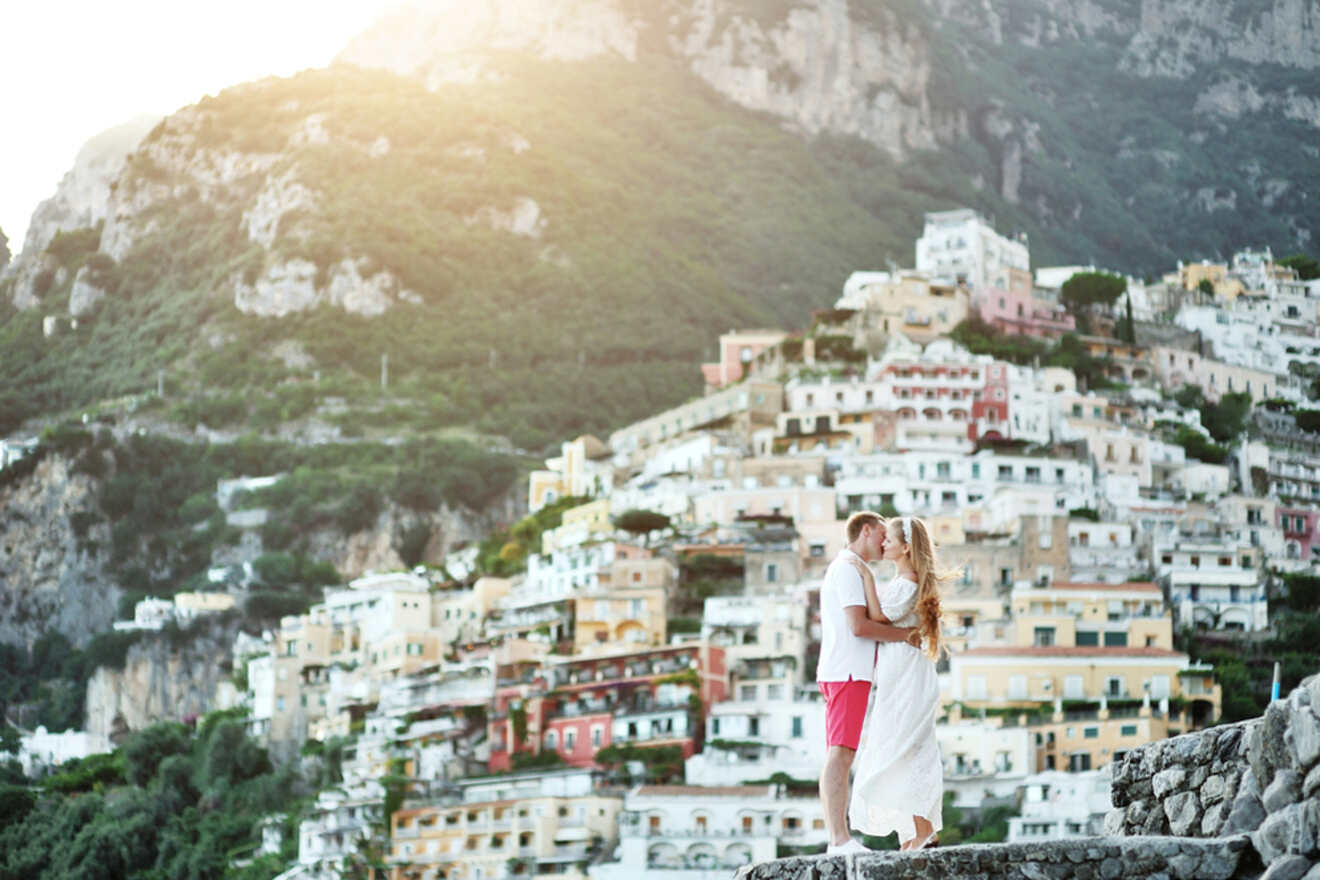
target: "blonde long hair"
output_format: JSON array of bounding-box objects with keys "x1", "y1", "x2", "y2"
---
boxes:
[{"x1": 887, "y1": 516, "x2": 958, "y2": 661}]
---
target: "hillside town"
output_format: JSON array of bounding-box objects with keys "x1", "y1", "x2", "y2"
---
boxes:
[{"x1": 14, "y1": 208, "x2": 1320, "y2": 880}]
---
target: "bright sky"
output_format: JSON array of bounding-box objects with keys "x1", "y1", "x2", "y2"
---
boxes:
[{"x1": 1, "y1": 0, "x2": 398, "y2": 256}]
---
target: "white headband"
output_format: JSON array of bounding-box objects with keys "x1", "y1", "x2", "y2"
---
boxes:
[{"x1": 902, "y1": 516, "x2": 913, "y2": 544}]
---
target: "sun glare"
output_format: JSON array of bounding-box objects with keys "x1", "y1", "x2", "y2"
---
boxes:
[{"x1": 1, "y1": 0, "x2": 397, "y2": 252}]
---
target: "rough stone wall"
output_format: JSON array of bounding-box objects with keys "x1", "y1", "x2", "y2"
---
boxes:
[
  {"x1": 744, "y1": 836, "x2": 1253, "y2": 880},
  {"x1": 1108, "y1": 675, "x2": 1320, "y2": 879}
]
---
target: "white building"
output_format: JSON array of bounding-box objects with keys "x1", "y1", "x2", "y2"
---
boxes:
[
  {"x1": 915, "y1": 208, "x2": 1030, "y2": 290},
  {"x1": 938, "y1": 719, "x2": 1035, "y2": 808},
  {"x1": 835, "y1": 448, "x2": 1095, "y2": 519},
  {"x1": 17, "y1": 726, "x2": 112, "y2": 777},
  {"x1": 1157, "y1": 539, "x2": 1268, "y2": 631},
  {"x1": 687, "y1": 687, "x2": 826, "y2": 786},
  {"x1": 286, "y1": 780, "x2": 386, "y2": 880},
  {"x1": 0, "y1": 437, "x2": 38, "y2": 470},
  {"x1": 593, "y1": 784, "x2": 827, "y2": 880},
  {"x1": 1007, "y1": 769, "x2": 1112, "y2": 842}
]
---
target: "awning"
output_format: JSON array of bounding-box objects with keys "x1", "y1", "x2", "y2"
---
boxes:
[{"x1": 553, "y1": 827, "x2": 592, "y2": 842}]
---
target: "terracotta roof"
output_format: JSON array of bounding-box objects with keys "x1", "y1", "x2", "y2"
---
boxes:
[
  {"x1": 1046, "y1": 581, "x2": 1160, "y2": 592},
  {"x1": 635, "y1": 785, "x2": 774, "y2": 797},
  {"x1": 960, "y1": 646, "x2": 1185, "y2": 658}
]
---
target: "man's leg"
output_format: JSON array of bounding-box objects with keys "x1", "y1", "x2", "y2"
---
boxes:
[{"x1": 820, "y1": 745, "x2": 856, "y2": 846}]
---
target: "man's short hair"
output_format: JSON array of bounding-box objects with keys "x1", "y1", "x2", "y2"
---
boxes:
[{"x1": 845, "y1": 511, "x2": 883, "y2": 543}]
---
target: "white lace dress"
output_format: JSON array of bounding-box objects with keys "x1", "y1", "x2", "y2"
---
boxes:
[{"x1": 848, "y1": 576, "x2": 943, "y2": 844}]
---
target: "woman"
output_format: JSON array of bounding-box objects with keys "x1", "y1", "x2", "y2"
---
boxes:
[{"x1": 846, "y1": 515, "x2": 952, "y2": 850}]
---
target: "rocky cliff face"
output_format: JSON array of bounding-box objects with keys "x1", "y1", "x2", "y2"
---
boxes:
[
  {"x1": 339, "y1": 0, "x2": 950, "y2": 159},
  {"x1": 84, "y1": 617, "x2": 242, "y2": 741},
  {"x1": 4, "y1": 116, "x2": 159, "y2": 309},
  {"x1": 0, "y1": 454, "x2": 120, "y2": 649}
]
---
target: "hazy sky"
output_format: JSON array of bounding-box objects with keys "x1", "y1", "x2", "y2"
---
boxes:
[{"x1": 1, "y1": 0, "x2": 397, "y2": 256}]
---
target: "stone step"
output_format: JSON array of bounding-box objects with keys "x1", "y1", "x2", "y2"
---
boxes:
[{"x1": 740, "y1": 835, "x2": 1257, "y2": 880}]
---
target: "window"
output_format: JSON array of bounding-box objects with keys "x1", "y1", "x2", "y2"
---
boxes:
[
  {"x1": 765, "y1": 563, "x2": 778, "y2": 583},
  {"x1": 1064, "y1": 675, "x2": 1084, "y2": 699},
  {"x1": 1084, "y1": 727, "x2": 1099, "y2": 739},
  {"x1": 545, "y1": 730, "x2": 557, "y2": 749},
  {"x1": 1121, "y1": 725, "x2": 1139, "y2": 737},
  {"x1": 791, "y1": 716, "x2": 804, "y2": 738},
  {"x1": 740, "y1": 685, "x2": 756, "y2": 701},
  {"x1": 565, "y1": 729, "x2": 576, "y2": 751},
  {"x1": 1075, "y1": 631, "x2": 1099, "y2": 646},
  {"x1": 966, "y1": 676, "x2": 988, "y2": 699},
  {"x1": 1009, "y1": 675, "x2": 1027, "y2": 699},
  {"x1": 749, "y1": 717, "x2": 760, "y2": 736},
  {"x1": 591, "y1": 726, "x2": 603, "y2": 747},
  {"x1": 1103, "y1": 632, "x2": 1128, "y2": 647},
  {"x1": 1033, "y1": 627, "x2": 1056, "y2": 647},
  {"x1": 1106, "y1": 677, "x2": 1125, "y2": 697}
]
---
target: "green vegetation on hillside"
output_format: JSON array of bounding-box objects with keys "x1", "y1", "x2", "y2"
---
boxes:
[
  {"x1": 0, "y1": 57, "x2": 964, "y2": 447},
  {"x1": 0, "y1": 712, "x2": 303, "y2": 879},
  {"x1": 10, "y1": 425, "x2": 515, "y2": 601}
]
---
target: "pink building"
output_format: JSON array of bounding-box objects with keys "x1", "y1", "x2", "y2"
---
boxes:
[
  {"x1": 975, "y1": 278, "x2": 1075, "y2": 340},
  {"x1": 701, "y1": 329, "x2": 787, "y2": 390},
  {"x1": 1278, "y1": 506, "x2": 1320, "y2": 564}
]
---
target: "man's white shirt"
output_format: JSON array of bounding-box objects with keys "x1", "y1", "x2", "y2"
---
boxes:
[{"x1": 816, "y1": 548, "x2": 876, "y2": 683}]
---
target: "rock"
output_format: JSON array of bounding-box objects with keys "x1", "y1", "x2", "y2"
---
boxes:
[
  {"x1": 1291, "y1": 706, "x2": 1320, "y2": 769},
  {"x1": 1155, "y1": 766, "x2": 1189, "y2": 798},
  {"x1": 1253, "y1": 801, "x2": 1320, "y2": 864},
  {"x1": 1201, "y1": 774, "x2": 1227, "y2": 805},
  {"x1": 1250, "y1": 721, "x2": 1271, "y2": 785},
  {"x1": 1127, "y1": 799, "x2": 1151, "y2": 827},
  {"x1": 1193, "y1": 730, "x2": 1218, "y2": 763},
  {"x1": 1304, "y1": 763, "x2": 1320, "y2": 800},
  {"x1": 1104, "y1": 808, "x2": 1127, "y2": 835},
  {"x1": 1264, "y1": 702, "x2": 1292, "y2": 777},
  {"x1": 1217, "y1": 725, "x2": 1244, "y2": 761},
  {"x1": 68, "y1": 265, "x2": 106, "y2": 317},
  {"x1": 1166, "y1": 853, "x2": 1200, "y2": 879},
  {"x1": 1305, "y1": 674, "x2": 1320, "y2": 709},
  {"x1": 1144, "y1": 800, "x2": 1169, "y2": 834},
  {"x1": 1302, "y1": 861, "x2": 1320, "y2": 880},
  {"x1": 1264, "y1": 769, "x2": 1302, "y2": 813},
  {"x1": 1201, "y1": 800, "x2": 1228, "y2": 837},
  {"x1": 1140, "y1": 743, "x2": 1163, "y2": 778},
  {"x1": 1223, "y1": 792, "x2": 1267, "y2": 835},
  {"x1": 1165, "y1": 790, "x2": 1202, "y2": 836},
  {"x1": 1189, "y1": 765, "x2": 1210, "y2": 789},
  {"x1": 1242, "y1": 767, "x2": 1262, "y2": 799},
  {"x1": 1099, "y1": 858, "x2": 1122, "y2": 880},
  {"x1": 1262, "y1": 855, "x2": 1314, "y2": 880}
]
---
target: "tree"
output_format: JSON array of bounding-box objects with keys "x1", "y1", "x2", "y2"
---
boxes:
[
  {"x1": 1197, "y1": 278, "x2": 1215, "y2": 297},
  {"x1": 1295, "y1": 409, "x2": 1320, "y2": 434},
  {"x1": 1201, "y1": 392, "x2": 1251, "y2": 444},
  {"x1": 1060, "y1": 272, "x2": 1126, "y2": 333},
  {"x1": 0, "y1": 226, "x2": 9, "y2": 271},
  {"x1": 123, "y1": 721, "x2": 191, "y2": 786},
  {"x1": 1279, "y1": 253, "x2": 1320, "y2": 281},
  {"x1": 614, "y1": 509, "x2": 671, "y2": 544}
]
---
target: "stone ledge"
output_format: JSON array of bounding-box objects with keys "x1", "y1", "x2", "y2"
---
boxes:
[{"x1": 740, "y1": 835, "x2": 1257, "y2": 880}]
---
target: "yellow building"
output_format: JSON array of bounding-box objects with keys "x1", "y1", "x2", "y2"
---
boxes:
[
  {"x1": 949, "y1": 646, "x2": 1221, "y2": 731},
  {"x1": 173, "y1": 592, "x2": 236, "y2": 614},
  {"x1": 528, "y1": 435, "x2": 613, "y2": 513},
  {"x1": 571, "y1": 585, "x2": 668, "y2": 655},
  {"x1": 542, "y1": 499, "x2": 613, "y2": 555},
  {"x1": 1010, "y1": 581, "x2": 1172, "y2": 650},
  {"x1": 1031, "y1": 702, "x2": 1172, "y2": 772},
  {"x1": 1179, "y1": 262, "x2": 1245, "y2": 300},
  {"x1": 390, "y1": 769, "x2": 622, "y2": 880},
  {"x1": 849, "y1": 272, "x2": 971, "y2": 346},
  {"x1": 432, "y1": 577, "x2": 513, "y2": 647}
]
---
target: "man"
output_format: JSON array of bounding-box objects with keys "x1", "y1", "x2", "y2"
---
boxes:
[{"x1": 817, "y1": 511, "x2": 920, "y2": 854}]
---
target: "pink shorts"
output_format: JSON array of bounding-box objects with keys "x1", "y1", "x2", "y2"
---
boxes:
[{"x1": 818, "y1": 679, "x2": 870, "y2": 750}]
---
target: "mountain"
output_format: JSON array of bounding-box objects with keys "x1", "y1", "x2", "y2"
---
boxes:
[{"x1": 1, "y1": 0, "x2": 1316, "y2": 448}]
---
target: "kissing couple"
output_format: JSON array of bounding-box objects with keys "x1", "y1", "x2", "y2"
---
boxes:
[{"x1": 816, "y1": 511, "x2": 955, "y2": 853}]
